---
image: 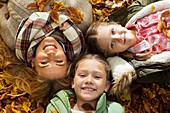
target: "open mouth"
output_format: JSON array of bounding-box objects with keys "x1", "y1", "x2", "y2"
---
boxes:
[{"x1": 43, "y1": 44, "x2": 57, "y2": 50}]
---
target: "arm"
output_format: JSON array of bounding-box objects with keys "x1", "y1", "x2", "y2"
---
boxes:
[{"x1": 108, "y1": 0, "x2": 160, "y2": 26}]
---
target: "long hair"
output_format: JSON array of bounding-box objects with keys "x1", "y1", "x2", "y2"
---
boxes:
[
  {"x1": 85, "y1": 21, "x2": 117, "y2": 57},
  {"x1": 0, "y1": 35, "x2": 71, "y2": 100}
]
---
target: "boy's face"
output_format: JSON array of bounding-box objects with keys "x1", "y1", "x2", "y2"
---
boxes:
[
  {"x1": 72, "y1": 59, "x2": 110, "y2": 105},
  {"x1": 97, "y1": 24, "x2": 136, "y2": 55},
  {"x1": 32, "y1": 37, "x2": 67, "y2": 80}
]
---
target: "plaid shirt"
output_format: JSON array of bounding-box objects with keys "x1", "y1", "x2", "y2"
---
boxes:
[
  {"x1": 127, "y1": 9, "x2": 170, "y2": 54},
  {"x1": 15, "y1": 12, "x2": 84, "y2": 64}
]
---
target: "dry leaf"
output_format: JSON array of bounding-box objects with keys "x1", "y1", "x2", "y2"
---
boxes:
[
  {"x1": 50, "y1": 10, "x2": 59, "y2": 23},
  {"x1": 50, "y1": 1, "x2": 66, "y2": 11},
  {"x1": 89, "y1": 0, "x2": 102, "y2": 5},
  {"x1": 27, "y1": 2, "x2": 37, "y2": 10},
  {"x1": 166, "y1": 29, "x2": 170, "y2": 38},
  {"x1": 151, "y1": 5, "x2": 155, "y2": 13},
  {"x1": 67, "y1": 6, "x2": 84, "y2": 24},
  {"x1": 27, "y1": 0, "x2": 50, "y2": 11},
  {"x1": 157, "y1": 20, "x2": 166, "y2": 32}
]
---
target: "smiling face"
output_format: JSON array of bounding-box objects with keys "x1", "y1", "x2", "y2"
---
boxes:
[
  {"x1": 72, "y1": 58, "x2": 110, "y2": 109},
  {"x1": 97, "y1": 23, "x2": 137, "y2": 55},
  {"x1": 32, "y1": 37, "x2": 67, "y2": 80}
]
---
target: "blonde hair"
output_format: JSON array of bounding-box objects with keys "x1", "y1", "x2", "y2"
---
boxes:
[{"x1": 0, "y1": 36, "x2": 71, "y2": 100}]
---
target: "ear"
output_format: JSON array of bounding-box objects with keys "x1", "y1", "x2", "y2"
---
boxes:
[
  {"x1": 71, "y1": 81, "x2": 74, "y2": 89},
  {"x1": 31, "y1": 58, "x2": 35, "y2": 68},
  {"x1": 104, "y1": 81, "x2": 111, "y2": 92}
]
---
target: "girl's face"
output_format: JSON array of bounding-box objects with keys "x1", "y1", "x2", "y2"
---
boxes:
[
  {"x1": 72, "y1": 59, "x2": 110, "y2": 106},
  {"x1": 32, "y1": 37, "x2": 67, "y2": 80},
  {"x1": 97, "y1": 23, "x2": 136, "y2": 55}
]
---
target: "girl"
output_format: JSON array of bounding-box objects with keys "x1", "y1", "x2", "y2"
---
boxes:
[
  {"x1": 86, "y1": 9, "x2": 170, "y2": 60},
  {"x1": 86, "y1": 0, "x2": 170, "y2": 95},
  {"x1": 46, "y1": 54, "x2": 124, "y2": 113}
]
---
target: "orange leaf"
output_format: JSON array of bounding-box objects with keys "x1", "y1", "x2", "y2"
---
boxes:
[
  {"x1": 27, "y1": 2, "x2": 38, "y2": 10},
  {"x1": 50, "y1": 1, "x2": 66, "y2": 11},
  {"x1": 67, "y1": 6, "x2": 84, "y2": 24},
  {"x1": 157, "y1": 20, "x2": 166, "y2": 32},
  {"x1": 161, "y1": 10, "x2": 170, "y2": 19},
  {"x1": 50, "y1": 10, "x2": 59, "y2": 23}
]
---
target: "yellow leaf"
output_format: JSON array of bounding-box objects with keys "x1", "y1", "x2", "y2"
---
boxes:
[
  {"x1": 50, "y1": 1, "x2": 66, "y2": 11},
  {"x1": 94, "y1": 8, "x2": 103, "y2": 16},
  {"x1": 120, "y1": 93, "x2": 131, "y2": 101},
  {"x1": 23, "y1": 101, "x2": 31, "y2": 112},
  {"x1": 166, "y1": 29, "x2": 170, "y2": 38},
  {"x1": 151, "y1": 5, "x2": 155, "y2": 13},
  {"x1": 89, "y1": 0, "x2": 102, "y2": 5}
]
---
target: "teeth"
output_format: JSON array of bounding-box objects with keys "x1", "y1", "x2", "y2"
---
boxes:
[{"x1": 83, "y1": 88, "x2": 94, "y2": 91}]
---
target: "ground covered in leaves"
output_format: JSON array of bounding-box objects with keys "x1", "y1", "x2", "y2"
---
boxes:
[{"x1": 0, "y1": 0, "x2": 170, "y2": 113}]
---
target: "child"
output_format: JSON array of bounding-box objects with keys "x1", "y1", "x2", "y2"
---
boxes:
[
  {"x1": 46, "y1": 54, "x2": 124, "y2": 113},
  {"x1": 86, "y1": 9, "x2": 170, "y2": 60},
  {"x1": 86, "y1": 0, "x2": 170, "y2": 94}
]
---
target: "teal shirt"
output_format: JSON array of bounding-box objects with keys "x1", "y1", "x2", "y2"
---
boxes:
[{"x1": 46, "y1": 90, "x2": 124, "y2": 113}]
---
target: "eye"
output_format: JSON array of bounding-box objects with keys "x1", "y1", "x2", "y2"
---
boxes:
[
  {"x1": 94, "y1": 74, "x2": 102, "y2": 79},
  {"x1": 40, "y1": 61, "x2": 48, "y2": 65},
  {"x1": 55, "y1": 60, "x2": 63, "y2": 64},
  {"x1": 111, "y1": 42, "x2": 114, "y2": 48},
  {"x1": 111, "y1": 28, "x2": 115, "y2": 35},
  {"x1": 39, "y1": 60, "x2": 49, "y2": 67},
  {"x1": 78, "y1": 73, "x2": 86, "y2": 77}
]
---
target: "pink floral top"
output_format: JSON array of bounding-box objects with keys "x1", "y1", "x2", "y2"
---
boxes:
[{"x1": 127, "y1": 9, "x2": 170, "y2": 54}]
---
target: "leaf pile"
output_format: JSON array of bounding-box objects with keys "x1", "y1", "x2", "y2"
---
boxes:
[
  {"x1": 89, "y1": 0, "x2": 134, "y2": 21},
  {"x1": 27, "y1": 0, "x2": 84, "y2": 24},
  {"x1": 0, "y1": 0, "x2": 170, "y2": 113},
  {"x1": 119, "y1": 83, "x2": 170, "y2": 113},
  {"x1": 0, "y1": 77, "x2": 48, "y2": 113}
]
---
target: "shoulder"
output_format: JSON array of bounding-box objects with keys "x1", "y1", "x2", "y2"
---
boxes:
[
  {"x1": 46, "y1": 90, "x2": 73, "y2": 113},
  {"x1": 126, "y1": 0, "x2": 170, "y2": 26},
  {"x1": 106, "y1": 101, "x2": 124, "y2": 113}
]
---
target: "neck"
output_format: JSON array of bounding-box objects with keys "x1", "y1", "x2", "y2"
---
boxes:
[
  {"x1": 73, "y1": 101, "x2": 96, "y2": 111},
  {"x1": 130, "y1": 29, "x2": 138, "y2": 47}
]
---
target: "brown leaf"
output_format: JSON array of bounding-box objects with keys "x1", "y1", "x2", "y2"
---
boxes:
[
  {"x1": 67, "y1": 6, "x2": 84, "y2": 24},
  {"x1": 50, "y1": 1, "x2": 66, "y2": 11},
  {"x1": 50, "y1": 10, "x2": 59, "y2": 23},
  {"x1": 32, "y1": 106, "x2": 44, "y2": 113},
  {"x1": 157, "y1": 20, "x2": 166, "y2": 32},
  {"x1": 161, "y1": 10, "x2": 170, "y2": 19},
  {"x1": 27, "y1": 2, "x2": 37, "y2": 10},
  {"x1": 143, "y1": 100, "x2": 151, "y2": 113}
]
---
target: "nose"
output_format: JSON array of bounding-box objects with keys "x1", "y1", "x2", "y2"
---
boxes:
[
  {"x1": 112, "y1": 33, "x2": 122, "y2": 40},
  {"x1": 85, "y1": 75, "x2": 93, "y2": 84},
  {"x1": 46, "y1": 50, "x2": 56, "y2": 56}
]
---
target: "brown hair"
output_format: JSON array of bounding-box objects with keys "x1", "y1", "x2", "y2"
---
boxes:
[{"x1": 85, "y1": 21, "x2": 117, "y2": 57}]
